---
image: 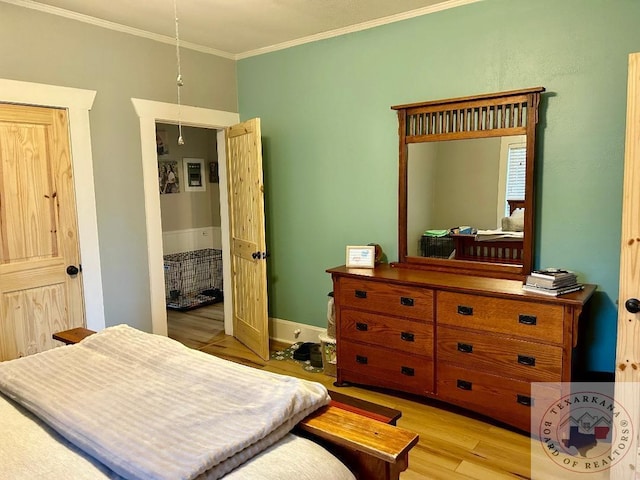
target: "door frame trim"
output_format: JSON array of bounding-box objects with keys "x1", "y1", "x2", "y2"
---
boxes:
[
  {"x1": 0, "y1": 78, "x2": 105, "y2": 331},
  {"x1": 131, "y1": 98, "x2": 239, "y2": 336}
]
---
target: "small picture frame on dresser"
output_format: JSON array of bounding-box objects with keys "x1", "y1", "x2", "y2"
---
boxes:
[{"x1": 346, "y1": 245, "x2": 375, "y2": 268}]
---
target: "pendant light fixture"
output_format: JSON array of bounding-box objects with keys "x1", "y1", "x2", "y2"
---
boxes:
[{"x1": 174, "y1": 0, "x2": 185, "y2": 145}]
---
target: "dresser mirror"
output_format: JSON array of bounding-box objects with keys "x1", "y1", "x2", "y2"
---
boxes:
[{"x1": 392, "y1": 87, "x2": 545, "y2": 279}]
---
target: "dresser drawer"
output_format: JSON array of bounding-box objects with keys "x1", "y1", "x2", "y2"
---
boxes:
[
  {"x1": 437, "y1": 363, "x2": 560, "y2": 432},
  {"x1": 437, "y1": 326, "x2": 563, "y2": 382},
  {"x1": 341, "y1": 309, "x2": 433, "y2": 356},
  {"x1": 337, "y1": 277, "x2": 433, "y2": 322},
  {"x1": 340, "y1": 340, "x2": 434, "y2": 395},
  {"x1": 437, "y1": 291, "x2": 564, "y2": 344}
]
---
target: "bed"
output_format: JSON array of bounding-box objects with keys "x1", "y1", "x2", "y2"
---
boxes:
[
  {"x1": 0, "y1": 325, "x2": 417, "y2": 480},
  {"x1": 451, "y1": 208, "x2": 526, "y2": 264}
]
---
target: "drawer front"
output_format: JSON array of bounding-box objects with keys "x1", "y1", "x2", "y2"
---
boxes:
[
  {"x1": 437, "y1": 363, "x2": 560, "y2": 432},
  {"x1": 341, "y1": 309, "x2": 433, "y2": 356},
  {"x1": 437, "y1": 291, "x2": 564, "y2": 344},
  {"x1": 338, "y1": 277, "x2": 433, "y2": 321},
  {"x1": 339, "y1": 341, "x2": 434, "y2": 395},
  {"x1": 437, "y1": 326, "x2": 563, "y2": 382}
]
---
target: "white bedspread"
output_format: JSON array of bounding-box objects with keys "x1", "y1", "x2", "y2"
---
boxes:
[{"x1": 0, "y1": 325, "x2": 330, "y2": 480}]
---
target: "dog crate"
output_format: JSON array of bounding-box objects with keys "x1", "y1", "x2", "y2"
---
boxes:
[
  {"x1": 420, "y1": 235, "x2": 455, "y2": 258},
  {"x1": 163, "y1": 248, "x2": 223, "y2": 310}
]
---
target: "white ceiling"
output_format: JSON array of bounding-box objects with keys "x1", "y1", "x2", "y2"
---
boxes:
[{"x1": 10, "y1": 0, "x2": 476, "y2": 58}]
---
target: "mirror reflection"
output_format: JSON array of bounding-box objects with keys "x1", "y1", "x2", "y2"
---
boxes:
[{"x1": 406, "y1": 135, "x2": 526, "y2": 263}]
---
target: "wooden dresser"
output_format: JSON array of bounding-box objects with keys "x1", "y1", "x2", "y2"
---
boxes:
[{"x1": 328, "y1": 264, "x2": 595, "y2": 432}]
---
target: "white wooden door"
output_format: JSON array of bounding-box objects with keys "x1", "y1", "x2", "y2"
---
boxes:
[
  {"x1": 225, "y1": 118, "x2": 269, "y2": 360},
  {"x1": 612, "y1": 52, "x2": 640, "y2": 480},
  {"x1": 0, "y1": 103, "x2": 85, "y2": 361}
]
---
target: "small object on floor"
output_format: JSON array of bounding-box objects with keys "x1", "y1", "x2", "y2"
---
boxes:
[
  {"x1": 292, "y1": 342, "x2": 315, "y2": 361},
  {"x1": 201, "y1": 288, "x2": 223, "y2": 302},
  {"x1": 271, "y1": 342, "x2": 324, "y2": 373},
  {"x1": 309, "y1": 344, "x2": 323, "y2": 368}
]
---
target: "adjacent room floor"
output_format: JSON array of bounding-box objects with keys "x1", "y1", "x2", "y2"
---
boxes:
[{"x1": 167, "y1": 302, "x2": 224, "y2": 350}]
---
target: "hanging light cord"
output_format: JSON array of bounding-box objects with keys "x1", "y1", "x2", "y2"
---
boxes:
[{"x1": 174, "y1": 0, "x2": 184, "y2": 145}]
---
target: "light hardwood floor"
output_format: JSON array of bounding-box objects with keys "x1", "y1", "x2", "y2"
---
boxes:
[
  {"x1": 167, "y1": 308, "x2": 562, "y2": 480},
  {"x1": 167, "y1": 302, "x2": 224, "y2": 349}
]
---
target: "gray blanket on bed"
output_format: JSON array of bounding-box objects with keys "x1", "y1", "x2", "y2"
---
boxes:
[{"x1": 0, "y1": 325, "x2": 329, "y2": 480}]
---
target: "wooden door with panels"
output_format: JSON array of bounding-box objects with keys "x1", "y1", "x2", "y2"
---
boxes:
[
  {"x1": 225, "y1": 118, "x2": 269, "y2": 360},
  {"x1": 0, "y1": 103, "x2": 85, "y2": 361},
  {"x1": 612, "y1": 52, "x2": 640, "y2": 480}
]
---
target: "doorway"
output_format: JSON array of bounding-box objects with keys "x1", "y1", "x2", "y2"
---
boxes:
[
  {"x1": 156, "y1": 122, "x2": 226, "y2": 344},
  {"x1": 131, "y1": 98, "x2": 239, "y2": 337},
  {"x1": 0, "y1": 78, "x2": 105, "y2": 332}
]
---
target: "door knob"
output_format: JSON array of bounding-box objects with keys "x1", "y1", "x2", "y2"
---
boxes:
[
  {"x1": 66, "y1": 265, "x2": 79, "y2": 276},
  {"x1": 625, "y1": 298, "x2": 640, "y2": 314}
]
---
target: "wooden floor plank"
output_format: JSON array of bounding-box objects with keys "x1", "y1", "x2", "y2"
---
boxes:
[
  {"x1": 451, "y1": 441, "x2": 531, "y2": 479},
  {"x1": 455, "y1": 460, "x2": 524, "y2": 480},
  {"x1": 408, "y1": 443, "x2": 464, "y2": 473},
  {"x1": 167, "y1": 303, "x2": 224, "y2": 349},
  {"x1": 199, "y1": 333, "x2": 268, "y2": 368}
]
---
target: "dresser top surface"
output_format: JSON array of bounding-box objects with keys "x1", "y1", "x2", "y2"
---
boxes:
[{"x1": 327, "y1": 264, "x2": 596, "y2": 306}]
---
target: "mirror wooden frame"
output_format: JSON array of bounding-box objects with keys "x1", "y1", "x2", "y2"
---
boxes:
[{"x1": 391, "y1": 87, "x2": 545, "y2": 280}]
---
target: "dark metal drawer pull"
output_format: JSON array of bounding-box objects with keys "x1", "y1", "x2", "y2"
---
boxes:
[
  {"x1": 355, "y1": 290, "x2": 367, "y2": 299},
  {"x1": 517, "y1": 394, "x2": 533, "y2": 407},
  {"x1": 400, "y1": 296, "x2": 414, "y2": 307},
  {"x1": 457, "y1": 305, "x2": 473, "y2": 316},
  {"x1": 519, "y1": 314, "x2": 537, "y2": 326},
  {"x1": 355, "y1": 355, "x2": 368, "y2": 364},
  {"x1": 457, "y1": 343, "x2": 473, "y2": 353},
  {"x1": 517, "y1": 354, "x2": 536, "y2": 366},
  {"x1": 456, "y1": 379, "x2": 472, "y2": 390},
  {"x1": 401, "y1": 366, "x2": 415, "y2": 376},
  {"x1": 400, "y1": 332, "x2": 415, "y2": 342},
  {"x1": 355, "y1": 322, "x2": 368, "y2": 331}
]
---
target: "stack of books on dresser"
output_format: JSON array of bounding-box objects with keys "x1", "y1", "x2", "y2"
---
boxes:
[{"x1": 522, "y1": 268, "x2": 584, "y2": 296}]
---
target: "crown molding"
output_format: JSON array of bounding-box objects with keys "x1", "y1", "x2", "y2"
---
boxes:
[
  {"x1": 236, "y1": 0, "x2": 482, "y2": 59},
  {"x1": 2, "y1": 0, "x2": 235, "y2": 59},
  {"x1": 4, "y1": 0, "x2": 481, "y2": 60}
]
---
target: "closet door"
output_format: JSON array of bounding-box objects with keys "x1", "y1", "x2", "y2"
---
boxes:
[{"x1": 0, "y1": 104, "x2": 85, "y2": 361}]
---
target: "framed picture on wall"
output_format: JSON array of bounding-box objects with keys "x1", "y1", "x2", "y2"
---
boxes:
[
  {"x1": 209, "y1": 161, "x2": 219, "y2": 183},
  {"x1": 183, "y1": 158, "x2": 206, "y2": 192},
  {"x1": 158, "y1": 160, "x2": 180, "y2": 194},
  {"x1": 156, "y1": 130, "x2": 170, "y2": 156}
]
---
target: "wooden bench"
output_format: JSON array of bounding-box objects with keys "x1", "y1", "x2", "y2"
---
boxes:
[
  {"x1": 328, "y1": 390, "x2": 402, "y2": 425},
  {"x1": 52, "y1": 327, "x2": 95, "y2": 345}
]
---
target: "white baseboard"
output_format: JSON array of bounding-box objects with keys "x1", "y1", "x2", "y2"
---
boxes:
[
  {"x1": 162, "y1": 226, "x2": 222, "y2": 254},
  {"x1": 269, "y1": 317, "x2": 326, "y2": 345}
]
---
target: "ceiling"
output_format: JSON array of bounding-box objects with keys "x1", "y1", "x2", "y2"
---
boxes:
[{"x1": 14, "y1": 0, "x2": 474, "y2": 58}]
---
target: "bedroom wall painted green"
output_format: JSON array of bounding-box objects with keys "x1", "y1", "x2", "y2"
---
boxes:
[{"x1": 237, "y1": 0, "x2": 640, "y2": 372}]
